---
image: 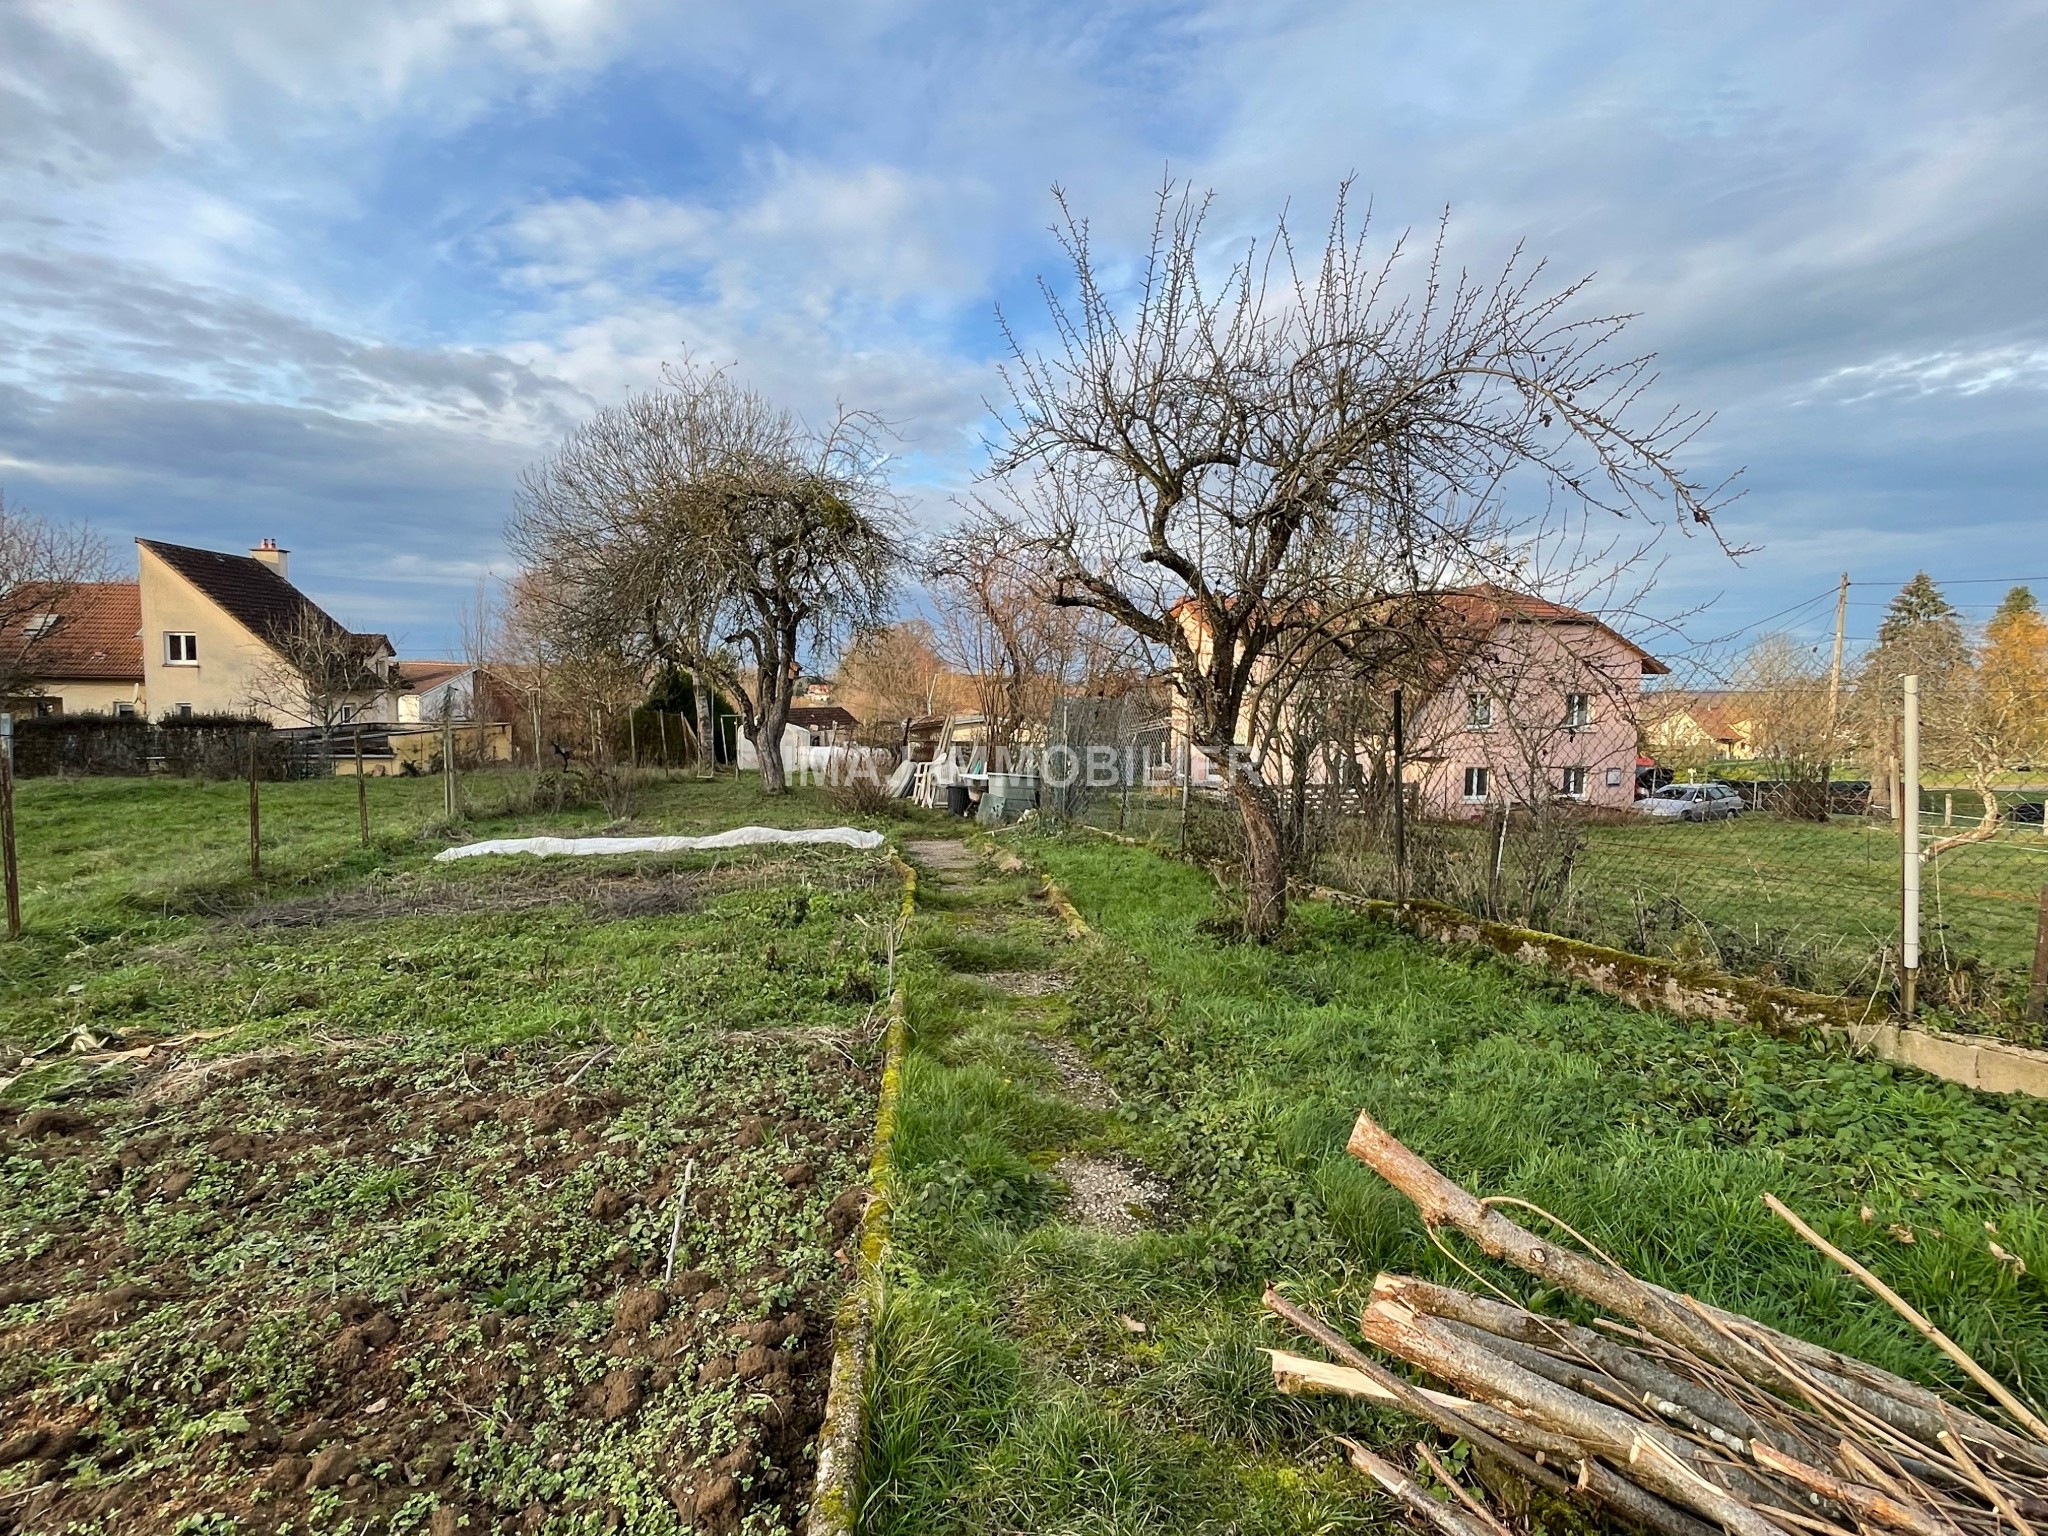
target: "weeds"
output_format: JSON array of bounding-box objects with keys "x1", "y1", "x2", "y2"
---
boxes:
[
  {"x1": 0, "y1": 774, "x2": 894, "y2": 1534},
  {"x1": 862, "y1": 830, "x2": 2048, "y2": 1536}
]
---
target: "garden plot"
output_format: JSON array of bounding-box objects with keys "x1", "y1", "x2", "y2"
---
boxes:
[{"x1": 0, "y1": 845, "x2": 896, "y2": 1536}]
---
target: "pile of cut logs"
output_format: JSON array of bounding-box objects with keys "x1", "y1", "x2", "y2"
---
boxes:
[{"x1": 1265, "y1": 1113, "x2": 2048, "y2": 1536}]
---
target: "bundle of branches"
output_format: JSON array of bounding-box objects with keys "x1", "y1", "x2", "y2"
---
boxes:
[{"x1": 1265, "y1": 1113, "x2": 2048, "y2": 1536}]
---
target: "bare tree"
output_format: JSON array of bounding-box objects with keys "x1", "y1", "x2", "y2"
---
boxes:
[
  {"x1": 837, "y1": 619, "x2": 953, "y2": 740},
  {"x1": 1917, "y1": 602, "x2": 2048, "y2": 860},
  {"x1": 241, "y1": 605, "x2": 395, "y2": 736},
  {"x1": 1732, "y1": 634, "x2": 1835, "y2": 817},
  {"x1": 926, "y1": 505, "x2": 1080, "y2": 750},
  {"x1": 984, "y1": 180, "x2": 1731, "y2": 937},
  {"x1": 509, "y1": 367, "x2": 907, "y2": 793},
  {"x1": 0, "y1": 490, "x2": 114, "y2": 703}
]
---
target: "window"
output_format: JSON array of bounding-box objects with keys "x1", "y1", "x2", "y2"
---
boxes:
[
  {"x1": 1560, "y1": 766, "x2": 1587, "y2": 798},
  {"x1": 24, "y1": 613, "x2": 60, "y2": 639},
  {"x1": 1605, "y1": 766, "x2": 1623, "y2": 788},
  {"x1": 175, "y1": 702, "x2": 193, "y2": 718},
  {"x1": 113, "y1": 701, "x2": 137, "y2": 719},
  {"x1": 1562, "y1": 692, "x2": 1590, "y2": 730},
  {"x1": 165, "y1": 632, "x2": 199, "y2": 664},
  {"x1": 1462, "y1": 765, "x2": 1490, "y2": 802},
  {"x1": 1465, "y1": 693, "x2": 1493, "y2": 730}
]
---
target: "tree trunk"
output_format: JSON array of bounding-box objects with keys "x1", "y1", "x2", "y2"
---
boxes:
[
  {"x1": 1227, "y1": 767, "x2": 1288, "y2": 941},
  {"x1": 690, "y1": 663, "x2": 714, "y2": 778},
  {"x1": 754, "y1": 691, "x2": 792, "y2": 794}
]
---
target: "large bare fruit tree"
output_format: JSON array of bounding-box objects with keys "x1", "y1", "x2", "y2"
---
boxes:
[
  {"x1": 985, "y1": 182, "x2": 1730, "y2": 938},
  {"x1": 510, "y1": 367, "x2": 906, "y2": 793}
]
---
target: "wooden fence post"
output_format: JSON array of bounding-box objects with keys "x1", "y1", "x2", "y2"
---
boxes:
[
  {"x1": 2026, "y1": 887, "x2": 2048, "y2": 1026},
  {"x1": 1, "y1": 714, "x2": 20, "y2": 939},
  {"x1": 247, "y1": 729, "x2": 262, "y2": 877},
  {"x1": 443, "y1": 709, "x2": 458, "y2": 818},
  {"x1": 354, "y1": 727, "x2": 369, "y2": 845}
]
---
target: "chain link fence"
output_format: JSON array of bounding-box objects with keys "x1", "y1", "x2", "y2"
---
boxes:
[{"x1": 1040, "y1": 671, "x2": 2048, "y2": 1045}]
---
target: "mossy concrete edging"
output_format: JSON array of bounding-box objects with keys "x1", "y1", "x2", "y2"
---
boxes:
[
  {"x1": 1308, "y1": 885, "x2": 2048, "y2": 1101},
  {"x1": 805, "y1": 855, "x2": 916, "y2": 1536},
  {"x1": 985, "y1": 839, "x2": 1091, "y2": 937}
]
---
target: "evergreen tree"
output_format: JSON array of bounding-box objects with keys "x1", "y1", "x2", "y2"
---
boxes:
[
  {"x1": 1992, "y1": 584, "x2": 2039, "y2": 625},
  {"x1": 1868, "y1": 572, "x2": 1969, "y2": 681}
]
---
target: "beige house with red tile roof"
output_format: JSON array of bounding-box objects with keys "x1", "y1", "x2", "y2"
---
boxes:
[
  {"x1": 1, "y1": 539, "x2": 398, "y2": 725},
  {"x1": 0, "y1": 581, "x2": 146, "y2": 716}
]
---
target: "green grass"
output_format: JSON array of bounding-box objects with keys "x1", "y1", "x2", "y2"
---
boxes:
[
  {"x1": 0, "y1": 769, "x2": 916, "y2": 1535},
  {"x1": 863, "y1": 830, "x2": 2048, "y2": 1535},
  {"x1": 1069, "y1": 789, "x2": 2048, "y2": 1036},
  {"x1": 0, "y1": 768, "x2": 887, "y2": 1053}
]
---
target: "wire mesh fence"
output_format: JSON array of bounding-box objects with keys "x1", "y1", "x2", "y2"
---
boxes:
[{"x1": 1038, "y1": 671, "x2": 2048, "y2": 1046}]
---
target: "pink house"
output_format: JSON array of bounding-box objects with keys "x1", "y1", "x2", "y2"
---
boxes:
[{"x1": 1403, "y1": 586, "x2": 1666, "y2": 818}]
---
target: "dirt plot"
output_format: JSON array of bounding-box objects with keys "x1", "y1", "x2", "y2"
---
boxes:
[
  {"x1": 0, "y1": 1033, "x2": 878, "y2": 1534},
  {"x1": 235, "y1": 853, "x2": 885, "y2": 929}
]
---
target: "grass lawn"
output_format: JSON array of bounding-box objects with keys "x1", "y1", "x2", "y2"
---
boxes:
[
  {"x1": 1080, "y1": 790, "x2": 2048, "y2": 1036},
  {"x1": 1, "y1": 770, "x2": 908, "y2": 1535},
  {"x1": 864, "y1": 830, "x2": 2048, "y2": 1534}
]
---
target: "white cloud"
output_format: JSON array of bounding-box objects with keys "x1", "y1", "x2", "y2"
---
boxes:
[
  {"x1": 1809, "y1": 346, "x2": 2048, "y2": 403},
  {"x1": 19, "y1": 0, "x2": 631, "y2": 144},
  {"x1": 494, "y1": 159, "x2": 1005, "y2": 480}
]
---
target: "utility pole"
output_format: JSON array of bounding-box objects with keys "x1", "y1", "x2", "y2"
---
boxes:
[{"x1": 1824, "y1": 573, "x2": 1849, "y2": 812}]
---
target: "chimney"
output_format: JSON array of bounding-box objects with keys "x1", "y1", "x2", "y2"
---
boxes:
[{"x1": 250, "y1": 537, "x2": 289, "y2": 582}]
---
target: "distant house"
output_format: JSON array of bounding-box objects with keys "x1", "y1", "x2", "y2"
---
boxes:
[
  {"x1": 136, "y1": 539, "x2": 397, "y2": 726},
  {"x1": 1401, "y1": 587, "x2": 1667, "y2": 817},
  {"x1": 734, "y1": 704, "x2": 864, "y2": 771},
  {"x1": 1168, "y1": 583, "x2": 1666, "y2": 816},
  {"x1": 395, "y1": 661, "x2": 475, "y2": 722},
  {"x1": 0, "y1": 582, "x2": 145, "y2": 717},
  {"x1": 1642, "y1": 692, "x2": 1759, "y2": 763}
]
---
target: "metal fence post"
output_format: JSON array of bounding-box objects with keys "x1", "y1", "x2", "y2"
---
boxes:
[
  {"x1": 0, "y1": 712, "x2": 19, "y2": 939},
  {"x1": 1392, "y1": 688, "x2": 1409, "y2": 895},
  {"x1": 443, "y1": 708, "x2": 458, "y2": 818},
  {"x1": 1901, "y1": 674, "x2": 1920, "y2": 1016},
  {"x1": 1179, "y1": 734, "x2": 1191, "y2": 852},
  {"x1": 2027, "y1": 887, "x2": 2048, "y2": 1026}
]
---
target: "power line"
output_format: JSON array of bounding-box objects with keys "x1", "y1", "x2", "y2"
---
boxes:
[{"x1": 1855, "y1": 576, "x2": 2048, "y2": 587}]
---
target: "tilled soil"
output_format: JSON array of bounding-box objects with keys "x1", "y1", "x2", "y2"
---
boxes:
[
  {"x1": 0, "y1": 1035, "x2": 878, "y2": 1534},
  {"x1": 234, "y1": 855, "x2": 862, "y2": 929}
]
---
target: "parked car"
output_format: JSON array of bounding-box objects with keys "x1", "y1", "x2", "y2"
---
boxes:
[{"x1": 1636, "y1": 782, "x2": 1744, "y2": 821}]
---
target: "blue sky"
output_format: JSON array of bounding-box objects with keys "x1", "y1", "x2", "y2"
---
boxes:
[{"x1": 2, "y1": 1, "x2": 2043, "y2": 663}]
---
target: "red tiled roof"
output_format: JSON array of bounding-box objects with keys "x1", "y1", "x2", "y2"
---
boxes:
[
  {"x1": 1436, "y1": 584, "x2": 1669, "y2": 675},
  {"x1": 0, "y1": 581, "x2": 143, "y2": 681}
]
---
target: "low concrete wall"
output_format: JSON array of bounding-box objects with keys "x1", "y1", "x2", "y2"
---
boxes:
[
  {"x1": 1310, "y1": 885, "x2": 2048, "y2": 1100},
  {"x1": 805, "y1": 854, "x2": 918, "y2": 1536}
]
